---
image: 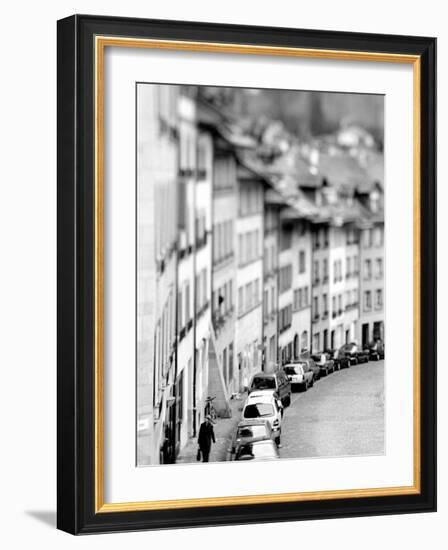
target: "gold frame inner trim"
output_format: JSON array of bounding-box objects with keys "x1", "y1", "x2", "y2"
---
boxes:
[{"x1": 94, "y1": 35, "x2": 421, "y2": 513}]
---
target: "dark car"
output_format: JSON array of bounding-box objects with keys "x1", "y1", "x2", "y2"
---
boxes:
[
  {"x1": 249, "y1": 369, "x2": 292, "y2": 407},
  {"x1": 228, "y1": 419, "x2": 274, "y2": 457},
  {"x1": 339, "y1": 343, "x2": 369, "y2": 365},
  {"x1": 326, "y1": 348, "x2": 348, "y2": 369},
  {"x1": 233, "y1": 439, "x2": 280, "y2": 461},
  {"x1": 311, "y1": 352, "x2": 335, "y2": 376},
  {"x1": 366, "y1": 340, "x2": 385, "y2": 360}
]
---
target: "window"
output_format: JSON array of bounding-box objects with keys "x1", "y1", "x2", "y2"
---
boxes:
[
  {"x1": 346, "y1": 257, "x2": 351, "y2": 278},
  {"x1": 322, "y1": 293, "x2": 328, "y2": 315},
  {"x1": 364, "y1": 259, "x2": 372, "y2": 280},
  {"x1": 313, "y1": 260, "x2": 319, "y2": 284},
  {"x1": 364, "y1": 291, "x2": 372, "y2": 311},
  {"x1": 332, "y1": 296, "x2": 337, "y2": 317},
  {"x1": 299, "y1": 250, "x2": 306, "y2": 274},
  {"x1": 293, "y1": 289, "x2": 300, "y2": 310},
  {"x1": 313, "y1": 296, "x2": 319, "y2": 318},
  {"x1": 323, "y1": 259, "x2": 328, "y2": 282},
  {"x1": 279, "y1": 265, "x2": 293, "y2": 293},
  {"x1": 214, "y1": 155, "x2": 234, "y2": 192},
  {"x1": 374, "y1": 227, "x2": 383, "y2": 247},
  {"x1": 313, "y1": 333, "x2": 320, "y2": 353},
  {"x1": 375, "y1": 258, "x2": 383, "y2": 279},
  {"x1": 363, "y1": 228, "x2": 373, "y2": 248},
  {"x1": 375, "y1": 289, "x2": 383, "y2": 309},
  {"x1": 253, "y1": 279, "x2": 260, "y2": 306},
  {"x1": 238, "y1": 234, "x2": 244, "y2": 265},
  {"x1": 245, "y1": 233, "x2": 251, "y2": 263},
  {"x1": 279, "y1": 305, "x2": 292, "y2": 332},
  {"x1": 280, "y1": 226, "x2": 292, "y2": 251},
  {"x1": 238, "y1": 287, "x2": 244, "y2": 316},
  {"x1": 303, "y1": 287, "x2": 309, "y2": 307},
  {"x1": 245, "y1": 282, "x2": 252, "y2": 311}
]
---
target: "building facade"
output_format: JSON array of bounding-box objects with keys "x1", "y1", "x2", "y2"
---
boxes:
[
  {"x1": 262, "y1": 202, "x2": 280, "y2": 372},
  {"x1": 137, "y1": 84, "x2": 178, "y2": 465},
  {"x1": 235, "y1": 164, "x2": 265, "y2": 389}
]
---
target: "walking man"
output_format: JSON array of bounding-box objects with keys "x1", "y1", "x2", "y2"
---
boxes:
[{"x1": 198, "y1": 415, "x2": 216, "y2": 462}]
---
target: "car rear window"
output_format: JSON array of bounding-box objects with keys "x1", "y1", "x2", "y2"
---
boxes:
[
  {"x1": 251, "y1": 377, "x2": 276, "y2": 390},
  {"x1": 235, "y1": 442, "x2": 276, "y2": 460},
  {"x1": 243, "y1": 403, "x2": 274, "y2": 418},
  {"x1": 284, "y1": 365, "x2": 303, "y2": 375},
  {"x1": 237, "y1": 425, "x2": 268, "y2": 439}
]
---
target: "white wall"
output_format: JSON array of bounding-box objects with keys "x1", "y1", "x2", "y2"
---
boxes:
[{"x1": 0, "y1": 1, "x2": 445, "y2": 548}]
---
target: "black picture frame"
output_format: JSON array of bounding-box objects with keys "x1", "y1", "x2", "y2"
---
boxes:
[{"x1": 57, "y1": 14, "x2": 436, "y2": 535}]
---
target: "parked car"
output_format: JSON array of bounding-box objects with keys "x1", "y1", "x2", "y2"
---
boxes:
[
  {"x1": 249, "y1": 369, "x2": 291, "y2": 407},
  {"x1": 284, "y1": 362, "x2": 314, "y2": 391},
  {"x1": 301, "y1": 357, "x2": 321, "y2": 381},
  {"x1": 228, "y1": 419, "x2": 274, "y2": 457},
  {"x1": 326, "y1": 348, "x2": 347, "y2": 369},
  {"x1": 366, "y1": 340, "x2": 385, "y2": 360},
  {"x1": 311, "y1": 352, "x2": 335, "y2": 376},
  {"x1": 233, "y1": 439, "x2": 280, "y2": 461},
  {"x1": 242, "y1": 390, "x2": 283, "y2": 445},
  {"x1": 338, "y1": 343, "x2": 366, "y2": 366}
]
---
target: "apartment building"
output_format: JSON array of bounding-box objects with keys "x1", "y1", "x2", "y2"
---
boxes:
[
  {"x1": 210, "y1": 142, "x2": 238, "y2": 398},
  {"x1": 359, "y1": 224, "x2": 384, "y2": 346},
  {"x1": 137, "y1": 84, "x2": 178, "y2": 465},
  {"x1": 235, "y1": 163, "x2": 265, "y2": 390},
  {"x1": 262, "y1": 198, "x2": 281, "y2": 372},
  {"x1": 175, "y1": 89, "x2": 213, "y2": 455},
  {"x1": 344, "y1": 224, "x2": 360, "y2": 344}
]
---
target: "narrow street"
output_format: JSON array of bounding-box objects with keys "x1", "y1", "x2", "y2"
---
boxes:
[{"x1": 280, "y1": 360, "x2": 384, "y2": 459}]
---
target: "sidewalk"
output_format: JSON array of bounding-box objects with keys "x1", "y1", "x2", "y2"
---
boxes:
[{"x1": 177, "y1": 394, "x2": 246, "y2": 464}]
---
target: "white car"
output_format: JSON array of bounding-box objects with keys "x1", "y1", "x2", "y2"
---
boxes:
[
  {"x1": 284, "y1": 362, "x2": 314, "y2": 391},
  {"x1": 242, "y1": 390, "x2": 283, "y2": 445}
]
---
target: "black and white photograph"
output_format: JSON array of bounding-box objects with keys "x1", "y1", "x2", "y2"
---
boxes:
[{"x1": 137, "y1": 84, "x2": 385, "y2": 466}]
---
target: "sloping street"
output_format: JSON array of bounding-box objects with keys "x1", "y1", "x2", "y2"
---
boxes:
[{"x1": 280, "y1": 361, "x2": 384, "y2": 459}]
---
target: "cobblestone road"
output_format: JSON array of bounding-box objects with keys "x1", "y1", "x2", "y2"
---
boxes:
[{"x1": 280, "y1": 360, "x2": 384, "y2": 459}]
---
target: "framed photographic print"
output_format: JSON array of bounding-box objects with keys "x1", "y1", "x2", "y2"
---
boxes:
[{"x1": 57, "y1": 14, "x2": 436, "y2": 534}]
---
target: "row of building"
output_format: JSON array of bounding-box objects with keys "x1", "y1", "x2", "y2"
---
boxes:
[{"x1": 137, "y1": 85, "x2": 384, "y2": 465}]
